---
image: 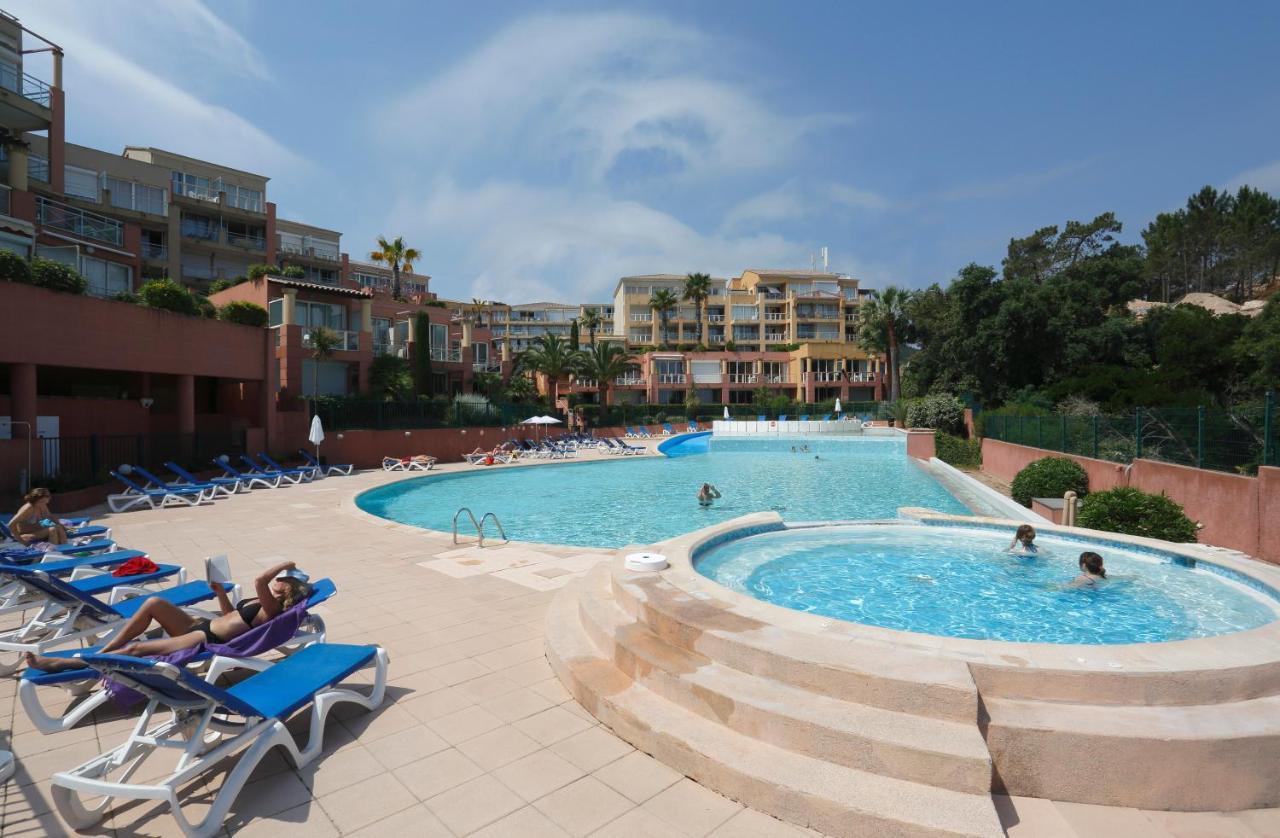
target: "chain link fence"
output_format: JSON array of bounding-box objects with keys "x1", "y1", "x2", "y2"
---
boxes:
[{"x1": 982, "y1": 392, "x2": 1277, "y2": 476}]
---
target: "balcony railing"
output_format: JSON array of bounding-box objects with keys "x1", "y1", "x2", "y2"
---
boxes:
[
  {"x1": 141, "y1": 242, "x2": 168, "y2": 260},
  {"x1": 763, "y1": 373, "x2": 789, "y2": 384},
  {"x1": 802, "y1": 371, "x2": 841, "y2": 382},
  {"x1": 729, "y1": 373, "x2": 758, "y2": 384},
  {"x1": 0, "y1": 63, "x2": 52, "y2": 107},
  {"x1": 227, "y1": 231, "x2": 266, "y2": 251},
  {"x1": 430, "y1": 347, "x2": 463, "y2": 363},
  {"x1": 474, "y1": 362, "x2": 502, "y2": 373},
  {"x1": 35, "y1": 196, "x2": 124, "y2": 246},
  {"x1": 280, "y1": 242, "x2": 341, "y2": 262},
  {"x1": 765, "y1": 332, "x2": 789, "y2": 342},
  {"x1": 657, "y1": 373, "x2": 686, "y2": 384},
  {"x1": 630, "y1": 313, "x2": 653, "y2": 321},
  {"x1": 303, "y1": 329, "x2": 360, "y2": 351},
  {"x1": 845, "y1": 311, "x2": 860, "y2": 321},
  {"x1": 706, "y1": 314, "x2": 725, "y2": 323},
  {"x1": 181, "y1": 222, "x2": 220, "y2": 241},
  {"x1": 615, "y1": 376, "x2": 646, "y2": 386},
  {"x1": 849, "y1": 372, "x2": 877, "y2": 382},
  {"x1": 709, "y1": 335, "x2": 726, "y2": 343},
  {"x1": 573, "y1": 378, "x2": 599, "y2": 388},
  {"x1": 764, "y1": 312, "x2": 787, "y2": 321},
  {"x1": 734, "y1": 313, "x2": 759, "y2": 321}
]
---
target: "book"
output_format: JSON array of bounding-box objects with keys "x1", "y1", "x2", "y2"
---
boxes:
[{"x1": 205, "y1": 554, "x2": 233, "y2": 585}]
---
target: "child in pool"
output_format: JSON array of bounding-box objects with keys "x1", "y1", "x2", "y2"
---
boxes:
[
  {"x1": 1007, "y1": 524, "x2": 1038, "y2": 554},
  {"x1": 697, "y1": 483, "x2": 722, "y2": 507},
  {"x1": 1070, "y1": 551, "x2": 1107, "y2": 587}
]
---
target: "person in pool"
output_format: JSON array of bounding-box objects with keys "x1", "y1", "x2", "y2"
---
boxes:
[
  {"x1": 1070, "y1": 551, "x2": 1107, "y2": 587},
  {"x1": 1007, "y1": 524, "x2": 1038, "y2": 554},
  {"x1": 24, "y1": 561, "x2": 312, "y2": 672},
  {"x1": 697, "y1": 483, "x2": 722, "y2": 507}
]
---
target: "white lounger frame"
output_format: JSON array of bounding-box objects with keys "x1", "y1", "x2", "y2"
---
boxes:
[
  {"x1": 51, "y1": 648, "x2": 388, "y2": 837},
  {"x1": 107, "y1": 486, "x2": 214, "y2": 513}
]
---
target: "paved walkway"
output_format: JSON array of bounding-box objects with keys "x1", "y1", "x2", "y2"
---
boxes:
[{"x1": 3, "y1": 450, "x2": 1279, "y2": 837}]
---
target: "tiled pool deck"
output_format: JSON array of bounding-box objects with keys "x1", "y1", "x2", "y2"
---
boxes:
[{"x1": 4, "y1": 449, "x2": 1279, "y2": 837}]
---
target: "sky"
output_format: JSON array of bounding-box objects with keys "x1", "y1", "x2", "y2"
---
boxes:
[{"x1": 11, "y1": 1, "x2": 1280, "y2": 303}]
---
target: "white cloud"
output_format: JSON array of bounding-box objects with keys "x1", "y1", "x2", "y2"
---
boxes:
[
  {"x1": 1227, "y1": 159, "x2": 1280, "y2": 192},
  {"x1": 7, "y1": 0, "x2": 300, "y2": 175},
  {"x1": 397, "y1": 179, "x2": 808, "y2": 303},
  {"x1": 723, "y1": 179, "x2": 890, "y2": 231},
  {"x1": 383, "y1": 12, "x2": 850, "y2": 183}
]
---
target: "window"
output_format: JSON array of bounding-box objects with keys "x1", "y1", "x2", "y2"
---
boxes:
[
  {"x1": 429, "y1": 323, "x2": 447, "y2": 348},
  {"x1": 300, "y1": 360, "x2": 349, "y2": 396},
  {"x1": 105, "y1": 177, "x2": 166, "y2": 215},
  {"x1": 81, "y1": 256, "x2": 131, "y2": 298},
  {"x1": 224, "y1": 185, "x2": 262, "y2": 212},
  {"x1": 474, "y1": 342, "x2": 488, "y2": 365},
  {"x1": 268, "y1": 298, "x2": 283, "y2": 327},
  {"x1": 65, "y1": 165, "x2": 100, "y2": 202},
  {"x1": 731, "y1": 305, "x2": 758, "y2": 321},
  {"x1": 296, "y1": 300, "x2": 346, "y2": 331},
  {"x1": 353, "y1": 271, "x2": 387, "y2": 290}
]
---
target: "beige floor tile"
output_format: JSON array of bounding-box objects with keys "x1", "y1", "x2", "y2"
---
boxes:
[
  {"x1": 471, "y1": 805, "x2": 572, "y2": 837},
  {"x1": 550, "y1": 726, "x2": 634, "y2": 773},
  {"x1": 427, "y1": 657, "x2": 494, "y2": 687},
  {"x1": 709, "y1": 808, "x2": 811, "y2": 837},
  {"x1": 479, "y1": 687, "x2": 556, "y2": 723},
  {"x1": 1053, "y1": 802, "x2": 1165, "y2": 838},
  {"x1": 364, "y1": 723, "x2": 450, "y2": 770},
  {"x1": 402, "y1": 684, "x2": 476, "y2": 722},
  {"x1": 229, "y1": 800, "x2": 338, "y2": 837},
  {"x1": 994, "y1": 794, "x2": 1079, "y2": 837},
  {"x1": 534, "y1": 776, "x2": 635, "y2": 837},
  {"x1": 642, "y1": 778, "x2": 744, "y2": 837},
  {"x1": 456, "y1": 724, "x2": 543, "y2": 771},
  {"x1": 591, "y1": 806, "x2": 690, "y2": 837},
  {"x1": 316, "y1": 773, "x2": 417, "y2": 833},
  {"x1": 346, "y1": 803, "x2": 452, "y2": 837},
  {"x1": 296, "y1": 744, "x2": 384, "y2": 797},
  {"x1": 426, "y1": 774, "x2": 524, "y2": 835},
  {"x1": 224, "y1": 770, "x2": 316, "y2": 822},
  {"x1": 1142, "y1": 810, "x2": 1258, "y2": 838},
  {"x1": 592, "y1": 750, "x2": 683, "y2": 804},
  {"x1": 455, "y1": 670, "x2": 523, "y2": 703},
  {"x1": 427, "y1": 704, "x2": 506, "y2": 745},
  {"x1": 393, "y1": 747, "x2": 486, "y2": 801},
  {"x1": 492, "y1": 749, "x2": 586, "y2": 802},
  {"x1": 513, "y1": 705, "x2": 595, "y2": 746}
]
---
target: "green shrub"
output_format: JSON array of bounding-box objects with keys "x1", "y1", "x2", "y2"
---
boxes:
[
  {"x1": 281, "y1": 265, "x2": 305, "y2": 278},
  {"x1": 1077, "y1": 487, "x2": 1198, "y2": 542},
  {"x1": 219, "y1": 300, "x2": 269, "y2": 327},
  {"x1": 209, "y1": 278, "x2": 233, "y2": 294},
  {"x1": 905, "y1": 393, "x2": 965, "y2": 434},
  {"x1": 247, "y1": 263, "x2": 282, "y2": 279},
  {"x1": 0, "y1": 249, "x2": 32, "y2": 283},
  {"x1": 1010, "y1": 456, "x2": 1089, "y2": 507},
  {"x1": 192, "y1": 293, "x2": 216, "y2": 318},
  {"x1": 936, "y1": 432, "x2": 981, "y2": 468},
  {"x1": 29, "y1": 258, "x2": 88, "y2": 294},
  {"x1": 138, "y1": 277, "x2": 198, "y2": 315},
  {"x1": 112, "y1": 291, "x2": 140, "y2": 303}
]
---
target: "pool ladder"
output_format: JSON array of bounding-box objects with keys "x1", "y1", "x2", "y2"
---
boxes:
[{"x1": 452, "y1": 507, "x2": 509, "y2": 547}]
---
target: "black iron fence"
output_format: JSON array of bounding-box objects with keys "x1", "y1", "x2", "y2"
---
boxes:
[
  {"x1": 314, "y1": 400, "x2": 547, "y2": 431},
  {"x1": 33, "y1": 430, "x2": 248, "y2": 491},
  {"x1": 982, "y1": 392, "x2": 1277, "y2": 476}
]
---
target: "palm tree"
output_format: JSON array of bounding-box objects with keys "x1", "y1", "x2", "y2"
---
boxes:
[
  {"x1": 578, "y1": 342, "x2": 636, "y2": 407},
  {"x1": 515, "y1": 333, "x2": 581, "y2": 410},
  {"x1": 649, "y1": 288, "x2": 679, "y2": 349},
  {"x1": 682, "y1": 272, "x2": 712, "y2": 346},
  {"x1": 369, "y1": 235, "x2": 422, "y2": 301},
  {"x1": 579, "y1": 307, "x2": 603, "y2": 346},
  {"x1": 857, "y1": 286, "x2": 911, "y2": 402},
  {"x1": 503, "y1": 374, "x2": 536, "y2": 403},
  {"x1": 307, "y1": 325, "x2": 342, "y2": 413}
]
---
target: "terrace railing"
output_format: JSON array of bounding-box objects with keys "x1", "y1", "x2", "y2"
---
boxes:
[
  {"x1": 35, "y1": 196, "x2": 124, "y2": 246},
  {"x1": 314, "y1": 399, "x2": 541, "y2": 431},
  {"x1": 35, "y1": 430, "x2": 247, "y2": 485},
  {"x1": 982, "y1": 393, "x2": 1278, "y2": 476},
  {"x1": 0, "y1": 62, "x2": 52, "y2": 106}
]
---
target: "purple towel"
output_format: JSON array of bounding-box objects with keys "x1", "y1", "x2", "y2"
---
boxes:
[{"x1": 104, "y1": 602, "x2": 311, "y2": 708}]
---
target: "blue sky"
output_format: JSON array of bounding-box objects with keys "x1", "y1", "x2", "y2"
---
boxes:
[{"x1": 12, "y1": 1, "x2": 1280, "y2": 302}]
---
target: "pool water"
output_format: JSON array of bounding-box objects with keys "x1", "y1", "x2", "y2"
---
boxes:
[
  {"x1": 356, "y1": 436, "x2": 969, "y2": 548},
  {"x1": 695, "y1": 524, "x2": 1280, "y2": 644}
]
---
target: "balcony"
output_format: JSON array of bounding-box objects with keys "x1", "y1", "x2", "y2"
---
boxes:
[
  {"x1": 657, "y1": 373, "x2": 686, "y2": 384},
  {"x1": 615, "y1": 375, "x2": 646, "y2": 386},
  {"x1": 706, "y1": 314, "x2": 725, "y2": 323},
  {"x1": 572, "y1": 378, "x2": 599, "y2": 389},
  {"x1": 473, "y1": 362, "x2": 502, "y2": 373},
  {"x1": 181, "y1": 221, "x2": 220, "y2": 242},
  {"x1": 227, "y1": 231, "x2": 267, "y2": 252},
  {"x1": 845, "y1": 310, "x2": 860, "y2": 321},
  {"x1": 630, "y1": 313, "x2": 653, "y2": 322},
  {"x1": 765, "y1": 332, "x2": 789, "y2": 342},
  {"x1": 733, "y1": 313, "x2": 760, "y2": 322},
  {"x1": 849, "y1": 372, "x2": 877, "y2": 383},
  {"x1": 35, "y1": 196, "x2": 124, "y2": 246},
  {"x1": 430, "y1": 347, "x2": 463, "y2": 363},
  {"x1": 279, "y1": 242, "x2": 340, "y2": 262},
  {"x1": 763, "y1": 373, "x2": 789, "y2": 384},
  {"x1": 802, "y1": 371, "x2": 841, "y2": 383},
  {"x1": 764, "y1": 312, "x2": 787, "y2": 321},
  {"x1": 729, "y1": 373, "x2": 758, "y2": 384},
  {"x1": 708, "y1": 335, "x2": 726, "y2": 344},
  {"x1": 302, "y1": 329, "x2": 360, "y2": 352},
  {"x1": 0, "y1": 62, "x2": 52, "y2": 132},
  {"x1": 141, "y1": 242, "x2": 168, "y2": 261}
]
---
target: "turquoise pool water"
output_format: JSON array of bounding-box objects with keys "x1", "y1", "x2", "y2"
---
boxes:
[
  {"x1": 356, "y1": 436, "x2": 969, "y2": 548},
  {"x1": 695, "y1": 524, "x2": 1279, "y2": 644}
]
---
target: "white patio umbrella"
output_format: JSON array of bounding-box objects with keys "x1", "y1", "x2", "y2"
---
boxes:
[
  {"x1": 834, "y1": 397, "x2": 842, "y2": 417},
  {"x1": 308, "y1": 414, "x2": 326, "y2": 474},
  {"x1": 521, "y1": 415, "x2": 544, "y2": 440},
  {"x1": 723, "y1": 406, "x2": 730, "y2": 420}
]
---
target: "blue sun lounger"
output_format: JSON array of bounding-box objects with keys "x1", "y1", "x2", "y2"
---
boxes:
[
  {"x1": 213, "y1": 457, "x2": 283, "y2": 489},
  {"x1": 0, "y1": 549, "x2": 151, "y2": 615},
  {"x1": 1, "y1": 535, "x2": 117, "y2": 564},
  {"x1": 165, "y1": 462, "x2": 245, "y2": 496},
  {"x1": 51, "y1": 642, "x2": 387, "y2": 837},
  {"x1": 21, "y1": 577, "x2": 336, "y2": 735},
  {"x1": 299, "y1": 450, "x2": 353, "y2": 476},
  {"x1": 0, "y1": 516, "x2": 111, "y2": 544},
  {"x1": 242, "y1": 453, "x2": 313, "y2": 484},
  {"x1": 258, "y1": 452, "x2": 321, "y2": 480},
  {"x1": 131, "y1": 465, "x2": 223, "y2": 498},
  {"x1": 108, "y1": 471, "x2": 213, "y2": 513},
  {"x1": 0, "y1": 567, "x2": 217, "y2": 676}
]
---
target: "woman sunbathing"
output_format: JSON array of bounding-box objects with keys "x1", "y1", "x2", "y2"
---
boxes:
[
  {"x1": 25, "y1": 561, "x2": 312, "y2": 672},
  {"x1": 8, "y1": 487, "x2": 69, "y2": 546}
]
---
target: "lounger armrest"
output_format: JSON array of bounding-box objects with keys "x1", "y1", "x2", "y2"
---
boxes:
[
  {"x1": 107, "y1": 585, "x2": 151, "y2": 605},
  {"x1": 204, "y1": 653, "x2": 274, "y2": 682},
  {"x1": 68, "y1": 567, "x2": 110, "y2": 581}
]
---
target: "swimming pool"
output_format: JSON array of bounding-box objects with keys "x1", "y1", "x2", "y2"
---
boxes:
[
  {"x1": 694, "y1": 523, "x2": 1280, "y2": 644},
  {"x1": 356, "y1": 436, "x2": 969, "y2": 548}
]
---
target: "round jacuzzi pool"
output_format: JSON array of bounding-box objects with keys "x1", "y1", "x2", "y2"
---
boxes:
[{"x1": 694, "y1": 523, "x2": 1280, "y2": 644}]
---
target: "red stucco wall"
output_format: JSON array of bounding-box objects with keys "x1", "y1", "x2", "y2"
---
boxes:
[
  {"x1": 982, "y1": 439, "x2": 1128, "y2": 491},
  {"x1": 906, "y1": 429, "x2": 937, "y2": 460}
]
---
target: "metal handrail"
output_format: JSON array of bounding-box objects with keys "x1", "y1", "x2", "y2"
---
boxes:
[
  {"x1": 478, "y1": 512, "x2": 508, "y2": 546},
  {"x1": 453, "y1": 507, "x2": 481, "y2": 545}
]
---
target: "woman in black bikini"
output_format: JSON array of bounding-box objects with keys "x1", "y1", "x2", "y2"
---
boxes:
[{"x1": 25, "y1": 560, "x2": 310, "y2": 672}]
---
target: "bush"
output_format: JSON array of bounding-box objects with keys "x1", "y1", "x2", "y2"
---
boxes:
[
  {"x1": 281, "y1": 265, "x2": 305, "y2": 278},
  {"x1": 138, "y1": 278, "x2": 198, "y2": 315},
  {"x1": 247, "y1": 263, "x2": 282, "y2": 279},
  {"x1": 112, "y1": 291, "x2": 140, "y2": 304},
  {"x1": 209, "y1": 279, "x2": 233, "y2": 294},
  {"x1": 0, "y1": 249, "x2": 32, "y2": 283},
  {"x1": 192, "y1": 293, "x2": 216, "y2": 318},
  {"x1": 29, "y1": 258, "x2": 88, "y2": 294},
  {"x1": 1077, "y1": 487, "x2": 1198, "y2": 542},
  {"x1": 219, "y1": 300, "x2": 269, "y2": 327},
  {"x1": 936, "y1": 432, "x2": 981, "y2": 468},
  {"x1": 1010, "y1": 456, "x2": 1089, "y2": 507},
  {"x1": 905, "y1": 393, "x2": 965, "y2": 434}
]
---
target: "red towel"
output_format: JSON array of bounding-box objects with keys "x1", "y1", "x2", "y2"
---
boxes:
[{"x1": 112, "y1": 556, "x2": 159, "y2": 577}]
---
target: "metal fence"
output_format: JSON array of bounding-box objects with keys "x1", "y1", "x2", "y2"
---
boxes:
[
  {"x1": 315, "y1": 400, "x2": 540, "y2": 431},
  {"x1": 982, "y1": 392, "x2": 1277, "y2": 475},
  {"x1": 36, "y1": 430, "x2": 248, "y2": 488}
]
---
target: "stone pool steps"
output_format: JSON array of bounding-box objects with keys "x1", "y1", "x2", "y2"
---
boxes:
[
  {"x1": 546, "y1": 578, "x2": 1006, "y2": 838},
  {"x1": 608, "y1": 566, "x2": 980, "y2": 724},
  {"x1": 575, "y1": 567, "x2": 994, "y2": 794}
]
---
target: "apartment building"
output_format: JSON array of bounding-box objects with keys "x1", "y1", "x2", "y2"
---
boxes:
[{"x1": 348, "y1": 258, "x2": 431, "y2": 300}]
